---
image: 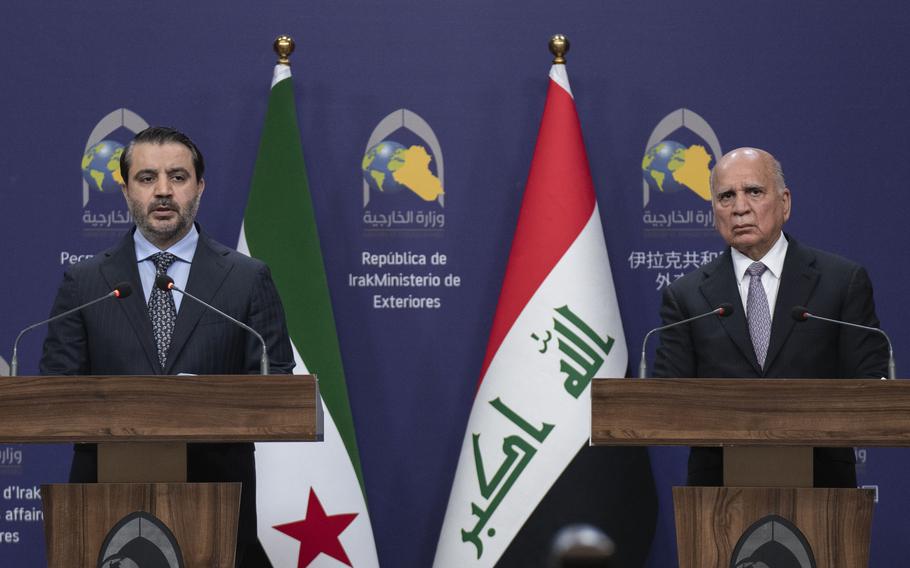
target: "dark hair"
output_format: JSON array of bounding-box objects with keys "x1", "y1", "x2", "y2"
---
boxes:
[{"x1": 119, "y1": 126, "x2": 205, "y2": 183}]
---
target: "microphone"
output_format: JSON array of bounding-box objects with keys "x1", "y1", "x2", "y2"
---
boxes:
[
  {"x1": 791, "y1": 305, "x2": 895, "y2": 380},
  {"x1": 11, "y1": 282, "x2": 133, "y2": 377},
  {"x1": 155, "y1": 275, "x2": 270, "y2": 375},
  {"x1": 638, "y1": 303, "x2": 735, "y2": 378}
]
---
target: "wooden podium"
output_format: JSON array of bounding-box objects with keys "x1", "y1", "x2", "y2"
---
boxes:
[
  {"x1": 591, "y1": 378, "x2": 910, "y2": 568},
  {"x1": 0, "y1": 374, "x2": 320, "y2": 568}
]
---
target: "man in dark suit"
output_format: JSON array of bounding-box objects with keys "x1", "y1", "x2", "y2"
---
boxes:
[
  {"x1": 653, "y1": 147, "x2": 888, "y2": 487},
  {"x1": 40, "y1": 126, "x2": 293, "y2": 567}
]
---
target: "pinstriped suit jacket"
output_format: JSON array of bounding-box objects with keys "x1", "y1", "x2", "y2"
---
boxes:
[
  {"x1": 40, "y1": 226, "x2": 294, "y2": 377},
  {"x1": 38, "y1": 225, "x2": 295, "y2": 561}
]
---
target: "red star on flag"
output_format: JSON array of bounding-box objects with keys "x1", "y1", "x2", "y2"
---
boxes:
[{"x1": 274, "y1": 488, "x2": 359, "y2": 567}]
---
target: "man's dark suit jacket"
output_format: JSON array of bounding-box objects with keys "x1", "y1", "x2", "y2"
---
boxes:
[
  {"x1": 652, "y1": 236, "x2": 888, "y2": 487},
  {"x1": 39, "y1": 226, "x2": 295, "y2": 568}
]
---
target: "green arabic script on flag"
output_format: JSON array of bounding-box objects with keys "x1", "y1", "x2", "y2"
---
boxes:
[
  {"x1": 460, "y1": 305, "x2": 613, "y2": 559},
  {"x1": 433, "y1": 59, "x2": 630, "y2": 568}
]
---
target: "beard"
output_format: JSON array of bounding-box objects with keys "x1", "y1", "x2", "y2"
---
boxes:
[{"x1": 128, "y1": 195, "x2": 201, "y2": 248}]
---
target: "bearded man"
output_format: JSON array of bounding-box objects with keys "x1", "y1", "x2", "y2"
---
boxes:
[{"x1": 40, "y1": 126, "x2": 293, "y2": 567}]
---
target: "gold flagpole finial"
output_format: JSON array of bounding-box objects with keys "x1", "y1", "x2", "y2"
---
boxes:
[
  {"x1": 549, "y1": 34, "x2": 570, "y2": 64},
  {"x1": 274, "y1": 35, "x2": 295, "y2": 66}
]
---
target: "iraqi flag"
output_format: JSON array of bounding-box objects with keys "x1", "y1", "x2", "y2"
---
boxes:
[
  {"x1": 239, "y1": 61, "x2": 380, "y2": 568},
  {"x1": 433, "y1": 60, "x2": 655, "y2": 567}
]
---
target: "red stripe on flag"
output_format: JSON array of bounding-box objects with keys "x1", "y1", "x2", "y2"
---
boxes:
[{"x1": 478, "y1": 75, "x2": 597, "y2": 384}]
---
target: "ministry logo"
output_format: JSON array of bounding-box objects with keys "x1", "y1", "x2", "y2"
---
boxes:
[
  {"x1": 97, "y1": 511, "x2": 184, "y2": 568},
  {"x1": 731, "y1": 514, "x2": 816, "y2": 568},
  {"x1": 361, "y1": 109, "x2": 445, "y2": 234},
  {"x1": 81, "y1": 108, "x2": 148, "y2": 235},
  {"x1": 640, "y1": 108, "x2": 720, "y2": 236}
]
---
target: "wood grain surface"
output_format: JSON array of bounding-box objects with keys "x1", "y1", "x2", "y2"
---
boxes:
[
  {"x1": 43, "y1": 482, "x2": 240, "y2": 568},
  {"x1": 0, "y1": 374, "x2": 319, "y2": 442},
  {"x1": 592, "y1": 378, "x2": 910, "y2": 446},
  {"x1": 673, "y1": 487, "x2": 873, "y2": 568}
]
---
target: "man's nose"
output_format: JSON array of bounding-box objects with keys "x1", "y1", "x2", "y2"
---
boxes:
[
  {"x1": 153, "y1": 178, "x2": 174, "y2": 196},
  {"x1": 732, "y1": 192, "x2": 749, "y2": 214}
]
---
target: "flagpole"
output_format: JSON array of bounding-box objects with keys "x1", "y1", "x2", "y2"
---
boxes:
[
  {"x1": 245, "y1": 34, "x2": 380, "y2": 568},
  {"x1": 434, "y1": 33, "x2": 637, "y2": 567}
]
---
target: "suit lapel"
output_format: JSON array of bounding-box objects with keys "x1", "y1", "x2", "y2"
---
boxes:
[
  {"x1": 699, "y1": 250, "x2": 763, "y2": 374},
  {"x1": 165, "y1": 232, "x2": 232, "y2": 373},
  {"x1": 764, "y1": 239, "x2": 819, "y2": 371},
  {"x1": 99, "y1": 230, "x2": 160, "y2": 372}
]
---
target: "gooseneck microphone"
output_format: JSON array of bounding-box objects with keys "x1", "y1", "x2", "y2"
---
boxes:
[
  {"x1": 791, "y1": 305, "x2": 896, "y2": 380},
  {"x1": 155, "y1": 275, "x2": 270, "y2": 375},
  {"x1": 638, "y1": 303, "x2": 735, "y2": 378},
  {"x1": 11, "y1": 282, "x2": 133, "y2": 377}
]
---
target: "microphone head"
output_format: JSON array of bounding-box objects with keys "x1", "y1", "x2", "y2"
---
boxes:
[
  {"x1": 716, "y1": 302, "x2": 735, "y2": 317},
  {"x1": 112, "y1": 282, "x2": 133, "y2": 299},
  {"x1": 791, "y1": 305, "x2": 810, "y2": 322},
  {"x1": 154, "y1": 274, "x2": 175, "y2": 292}
]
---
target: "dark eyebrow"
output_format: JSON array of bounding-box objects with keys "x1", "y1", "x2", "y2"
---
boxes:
[{"x1": 166, "y1": 167, "x2": 190, "y2": 176}]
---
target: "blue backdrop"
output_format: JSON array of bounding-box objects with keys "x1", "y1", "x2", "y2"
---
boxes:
[{"x1": 1, "y1": 1, "x2": 908, "y2": 566}]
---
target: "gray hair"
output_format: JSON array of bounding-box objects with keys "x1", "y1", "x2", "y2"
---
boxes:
[
  {"x1": 767, "y1": 155, "x2": 787, "y2": 195},
  {"x1": 709, "y1": 148, "x2": 787, "y2": 195}
]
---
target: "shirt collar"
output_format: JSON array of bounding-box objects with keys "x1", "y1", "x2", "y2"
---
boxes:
[
  {"x1": 731, "y1": 232, "x2": 789, "y2": 282},
  {"x1": 133, "y1": 224, "x2": 199, "y2": 264}
]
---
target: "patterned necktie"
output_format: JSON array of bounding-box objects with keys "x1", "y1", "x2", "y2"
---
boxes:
[
  {"x1": 746, "y1": 261, "x2": 771, "y2": 368},
  {"x1": 149, "y1": 252, "x2": 178, "y2": 370}
]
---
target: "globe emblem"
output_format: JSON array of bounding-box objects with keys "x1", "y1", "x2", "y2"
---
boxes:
[
  {"x1": 362, "y1": 140, "x2": 409, "y2": 194},
  {"x1": 641, "y1": 140, "x2": 713, "y2": 201},
  {"x1": 82, "y1": 139, "x2": 125, "y2": 194}
]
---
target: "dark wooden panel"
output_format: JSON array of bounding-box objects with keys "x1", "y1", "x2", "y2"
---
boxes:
[
  {"x1": 42, "y1": 484, "x2": 84, "y2": 566},
  {"x1": 43, "y1": 483, "x2": 240, "y2": 568},
  {"x1": 98, "y1": 442, "x2": 187, "y2": 482},
  {"x1": 81, "y1": 484, "x2": 151, "y2": 567},
  {"x1": 592, "y1": 378, "x2": 910, "y2": 446},
  {"x1": 673, "y1": 487, "x2": 873, "y2": 568},
  {"x1": 0, "y1": 374, "x2": 318, "y2": 442},
  {"x1": 151, "y1": 483, "x2": 240, "y2": 568}
]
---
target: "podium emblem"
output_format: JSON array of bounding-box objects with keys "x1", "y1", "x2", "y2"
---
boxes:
[
  {"x1": 731, "y1": 514, "x2": 816, "y2": 568},
  {"x1": 97, "y1": 511, "x2": 184, "y2": 568}
]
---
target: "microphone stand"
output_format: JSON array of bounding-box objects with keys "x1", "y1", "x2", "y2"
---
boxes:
[
  {"x1": 638, "y1": 304, "x2": 734, "y2": 379},
  {"x1": 11, "y1": 289, "x2": 126, "y2": 376},
  {"x1": 160, "y1": 278, "x2": 270, "y2": 375}
]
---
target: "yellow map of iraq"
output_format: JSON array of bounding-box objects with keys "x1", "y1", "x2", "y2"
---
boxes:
[
  {"x1": 643, "y1": 144, "x2": 712, "y2": 201},
  {"x1": 369, "y1": 145, "x2": 444, "y2": 202}
]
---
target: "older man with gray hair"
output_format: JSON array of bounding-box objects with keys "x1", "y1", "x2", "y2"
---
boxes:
[{"x1": 652, "y1": 147, "x2": 888, "y2": 487}]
